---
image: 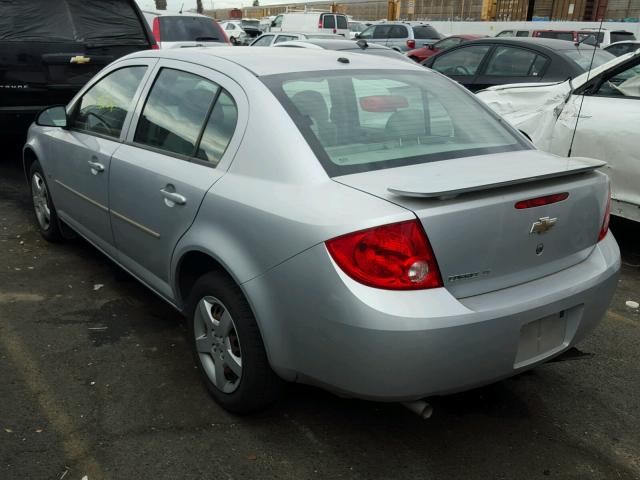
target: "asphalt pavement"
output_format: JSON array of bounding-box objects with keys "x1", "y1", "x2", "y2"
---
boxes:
[{"x1": 1, "y1": 145, "x2": 639, "y2": 480}]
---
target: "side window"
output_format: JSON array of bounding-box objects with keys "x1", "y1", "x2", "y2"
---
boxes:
[
  {"x1": 516, "y1": 30, "x2": 530, "y2": 37},
  {"x1": 274, "y1": 35, "x2": 296, "y2": 44},
  {"x1": 322, "y1": 14, "x2": 335, "y2": 29},
  {"x1": 336, "y1": 15, "x2": 347, "y2": 29},
  {"x1": 436, "y1": 38, "x2": 460, "y2": 50},
  {"x1": 71, "y1": 66, "x2": 146, "y2": 138},
  {"x1": 373, "y1": 25, "x2": 392, "y2": 38},
  {"x1": 196, "y1": 90, "x2": 238, "y2": 166},
  {"x1": 358, "y1": 25, "x2": 375, "y2": 39},
  {"x1": 484, "y1": 46, "x2": 547, "y2": 77},
  {"x1": 272, "y1": 16, "x2": 283, "y2": 28},
  {"x1": 388, "y1": 25, "x2": 408, "y2": 39},
  {"x1": 431, "y1": 45, "x2": 491, "y2": 76},
  {"x1": 593, "y1": 62, "x2": 640, "y2": 98},
  {"x1": 134, "y1": 69, "x2": 218, "y2": 157},
  {"x1": 496, "y1": 30, "x2": 513, "y2": 37},
  {"x1": 226, "y1": 23, "x2": 235, "y2": 30},
  {"x1": 253, "y1": 35, "x2": 274, "y2": 46}
]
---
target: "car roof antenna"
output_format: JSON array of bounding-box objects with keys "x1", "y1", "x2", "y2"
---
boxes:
[
  {"x1": 179, "y1": 3, "x2": 184, "y2": 14},
  {"x1": 567, "y1": 18, "x2": 603, "y2": 157}
]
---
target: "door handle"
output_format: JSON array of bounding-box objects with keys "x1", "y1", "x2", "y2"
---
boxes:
[
  {"x1": 88, "y1": 160, "x2": 105, "y2": 173},
  {"x1": 160, "y1": 187, "x2": 187, "y2": 206}
]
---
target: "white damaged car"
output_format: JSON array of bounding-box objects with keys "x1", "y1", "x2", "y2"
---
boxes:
[{"x1": 478, "y1": 49, "x2": 640, "y2": 223}]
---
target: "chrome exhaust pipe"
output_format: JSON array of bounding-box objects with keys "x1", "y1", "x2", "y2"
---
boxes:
[{"x1": 402, "y1": 400, "x2": 433, "y2": 419}]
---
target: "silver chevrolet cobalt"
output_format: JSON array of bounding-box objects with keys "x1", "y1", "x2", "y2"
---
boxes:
[{"x1": 25, "y1": 48, "x2": 620, "y2": 414}]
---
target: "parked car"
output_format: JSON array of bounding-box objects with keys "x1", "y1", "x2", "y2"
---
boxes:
[
  {"x1": 423, "y1": 37, "x2": 615, "y2": 93},
  {"x1": 356, "y1": 21, "x2": 441, "y2": 51},
  {"x1": 249, "y1": 32, "x2": 343, "y2": 46},
  {"x1": 495, "y1": 29, "x2": 533, "y2": 38},
  {"x1": 26, "y1": 48, "x2": 619, "y2": 414},
  {"x1": 406, "y1": 34, "x2": 484, "y2": 62},
  {"x1": 532, "y1": 28, "x2": 636, "y2": 47},
  {"x1": 604, "y1": 40, "x2": 640, "y2": 57},
  {"x1": 143, "y1": 11, "x2": 230, "y2": 48},
  {"x1": 478, "y1": 49, "x2": 640, "y2": 223},
  {"x1": 275, "y1": 38, "x2": 415, "y2": 62},
  {"x1": 219, "y1": 21, "x2": 250, "y2": 45},
  {"x1": 269, "y1": 11, "x2": 349, "y2": 37},
  {"x1": 0, "y1": 0, "x2": 155, "y2": 137},
  {"x1": 348, "y1": 20, "x2": 373, "y2": 39}
]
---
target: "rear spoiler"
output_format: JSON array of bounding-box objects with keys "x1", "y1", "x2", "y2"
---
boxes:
[{"x1": 388, "y1": 157, "x2": 606, "y2": 199}]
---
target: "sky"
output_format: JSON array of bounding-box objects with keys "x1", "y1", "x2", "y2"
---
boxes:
[{"x1": 135, "y1": 0, "x2": 291, "y2": 11}]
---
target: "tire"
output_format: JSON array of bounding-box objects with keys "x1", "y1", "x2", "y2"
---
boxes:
[
  {"x1": 186, "y1": 271, "x2": 283, "y2": 414},
  {"x1": 29, "y1": 161, "x2": 63, "y2": 243}
]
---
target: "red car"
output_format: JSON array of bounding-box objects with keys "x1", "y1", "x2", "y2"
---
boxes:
[{"x1": 406, "y1": 34, "x2": 485, "y2": 62}]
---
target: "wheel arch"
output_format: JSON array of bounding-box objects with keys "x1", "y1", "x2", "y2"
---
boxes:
[{"x1": 22, "y1": 147, "x2": 39, "y2": 184}]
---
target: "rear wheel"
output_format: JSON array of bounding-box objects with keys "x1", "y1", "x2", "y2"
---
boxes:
[
  {"x1": 30, "y1": 161, "x2": 63, "y2": 242},
  {"x1": 187, "y1": 272, "x2": 283, "y2": 413}
]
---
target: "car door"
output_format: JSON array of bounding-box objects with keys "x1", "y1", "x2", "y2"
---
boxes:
[
  {"x1": 109, "y1": 60, "x2": 246, "y2": 300},
  {"x1": 551, "y1": 58, "x2": 640, "y2": 222},
  {"x1": 386, "y1": 25, "x2": 408, "y2": 50},
  {"x1": 473, "y1": 45, "x2": 549, "y2": 91},
  {"x1": 47, "y1": 60, "x2": 153, "y2": 254},
  {"x1": 366, "y1": 25, "x2": 392, "y2": 46},
  {"x1": 426, "y1": 44, "x2": 492, "y2": 90}
]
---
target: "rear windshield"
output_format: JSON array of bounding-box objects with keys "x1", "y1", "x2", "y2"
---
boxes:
[
  {"x1": 538, "y1": 31, "x2": 574, "y2": 42},
  {"x1": 413, "y1": 25, "x2": 440, "y2": 40},
  {"x1": 562, "y1": 48, "x2": 616, "y2": 71},
  {"x1": 263, "y1": 70, "x2": 526, "y2": 176},
  {"x1": 0, "y1": 0, "x2": 147, "y2": 45},
  {"x1": 611, "y1": 31, "x2": 637, "y2": 43},
  {"x1": 241, "y1": 20, "x2": 260, "y2": 29},
  {"x1": 160, "y1": 16, "x2": 222, "y2": 42}
]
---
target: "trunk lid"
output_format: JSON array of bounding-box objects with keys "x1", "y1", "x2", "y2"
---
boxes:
[{"x1": 334, "y1": 150, "x2": 609, "y2": 298}]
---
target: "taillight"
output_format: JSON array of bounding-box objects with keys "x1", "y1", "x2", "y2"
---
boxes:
[
  {"x1": 152, "y1": 17, "x2": 161, "y2": 44},
  {"x1": 319, "y1": 18, "x2": 323, "y2": 29},
  {"x1": 326, "y1": 220, "x2": 442, "y2": 290},
  {"x1": 407, "y1": 39, "x2": 416, "y2": 49},
  {"x1": 515, "y1": 192, "x2": 569, "y2": 209},
  {"x1": 151, "y1": 43, "x2": 159, "y2": 50},
  {"x1": 598, "y1": 186, "x2": 611, "y2": 241}
]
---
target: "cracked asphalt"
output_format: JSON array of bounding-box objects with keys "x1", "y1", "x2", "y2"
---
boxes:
[{"x1": 1, "y1": 142, "x2": 639, "y2": 480}]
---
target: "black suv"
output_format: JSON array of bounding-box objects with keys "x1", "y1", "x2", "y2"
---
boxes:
[{"x1": 0, "y1": 0, "x2": 155, "y2": 137}]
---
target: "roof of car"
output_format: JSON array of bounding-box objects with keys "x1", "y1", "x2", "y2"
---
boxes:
[
  {"x1": 282, "y1": 39, "x2": 391, "y2": 50},
  {"x1": 126, "y1": 47, "x2": 422, "y2": 76},
  {"x1": 467, "y1": 37, "x2": 600, "y2": 51},
  {"x1": 142, "y1": 10, "x2": 209, "y2": 18}
]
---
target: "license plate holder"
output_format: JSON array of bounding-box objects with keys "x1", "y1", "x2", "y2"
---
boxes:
[{"x1": 514, "y1": 311, "x2": 567, "y2": 368}]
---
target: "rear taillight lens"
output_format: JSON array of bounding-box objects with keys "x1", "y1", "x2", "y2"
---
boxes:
[
  {"x1": 152, "y1": 17, "x2": 161, "y2": 44},
  {"x1": 319, "y1": 18, "x2": 323, "y2": 29},
  {"x1": 598, "y1": 186, "x2": 611, "y2": 241},
  {"x1": 326, "y1": 220, "x2": 442, "y2": 290},
  {"x1": 407, "y1": 39, "x2": 416, "y2": 49}
]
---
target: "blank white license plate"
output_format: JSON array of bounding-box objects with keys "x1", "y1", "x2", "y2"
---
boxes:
[{"x1": 514, "y1": 311, "x2": 567, "y2": 367}]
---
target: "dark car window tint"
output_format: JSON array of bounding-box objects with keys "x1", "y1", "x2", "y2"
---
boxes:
[
  {"x1": 413, "y1": 26, "x2": 440, "y2": 40},
  {"x1": 388, "y1": 26, "x2": 408, "y2": 39},
  {"x1": 538, "y1": 31, "x2": 574, "y2": 42},
  {"x1": 71, "y1": 66, "x2": 146, "y2": 138},
  {"x1": 373, "y1": 25, "x2": 392, "y2": 38},
  {"x1": 196, "y1": 91, "x2": 238, "y2": 166},
  {"x1": 275, "y1": 35, "x2": 296, "y2": 44},
  {"x1": 485, "y1": 46, "x2": 546, "y2": 77},
  {"x1": 611, "y1": 32, "x2": 636, "y2": 43},
  {"x1": 322, "y1": 15, "x2": 335, "y2": 29},
  {"x1": 253, "y1": 35, "x2": 273, "y2": 46},
  {"x1": 516, "y1": 31, "x2": 530, "y2": 37},
  {"x1": 337, "y1": 16, "x2": 348, "y2": 29},
  {"x1": 135, "y1": 69, "x2": 218, "y2": 158},
  {"x1": 160, "y1": 16, "x2": 221, "y2": 42},
  {"x1": 431, "y1": 45, "x2": 491, "y2": 76}
]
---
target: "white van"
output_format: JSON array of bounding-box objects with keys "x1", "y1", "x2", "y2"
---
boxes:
[{"x1": 270, "y1": 11, "x2": 349, "y2": 37}]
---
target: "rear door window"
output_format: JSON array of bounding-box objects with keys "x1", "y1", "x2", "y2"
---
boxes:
[
  {"x1": 373, "y1": 25, "x2": 392, "y2": 39},
  {"x1": 322, "y1": 14, "x2": 335, "y2": 29},
  {"x1": 388, "y1": 26, "x2": 408, "y2": 39},
  {"x1": 134, "y1": 69, "x2": 219, "y2": 158},
  {"x1": 71, "y1": 66, "x2": 147, "y2": 138},
  {"x1": 160, "y1": 16, "x2": 222, "y2": 42},
  {"x1": 431, "y1": 45, "x2": 491, "y2": 76},
  {"x1": 484, "y1": 46, "x2": 548, "y2": 77},
  {"x1": 336, "y1": 16, "x2": 348, "y2": 30}
]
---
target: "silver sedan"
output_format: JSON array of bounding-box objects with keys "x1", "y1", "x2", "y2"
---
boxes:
[{"x1": 25, "y1": 48, "x2": 620, "y2": 414}]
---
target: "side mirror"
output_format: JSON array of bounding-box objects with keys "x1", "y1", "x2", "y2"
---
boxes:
[
  {"x1": 36, "y1": 106, "x2": 68, "y2": 128},
  {"x1": 354, "y1": 33, "x2": 361, "y2": 39}
]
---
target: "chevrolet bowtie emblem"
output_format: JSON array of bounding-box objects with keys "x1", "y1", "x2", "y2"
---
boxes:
[
  {"x1": 530, "y1": 216, "x2": 557, "y2": 235},
  {"x1": 70, "y1": 55, "x2": 91, "y2": 65}
]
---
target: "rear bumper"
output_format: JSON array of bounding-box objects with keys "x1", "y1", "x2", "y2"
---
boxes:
[{"x1": 243, "y1": 232, "x2": 620, "y2": 401}]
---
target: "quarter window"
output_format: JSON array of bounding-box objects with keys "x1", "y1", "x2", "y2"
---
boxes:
[
  {"x1": 134, "y1": 69, "x2": 218, "y2": 157},
  {"x1": 484, "y1": 46, "x2": 548, "y2": 77},
  {"x1": 196, "y1": 91, "x2": 238, "y2": 165},
  {"x1": 431, "y1": 45, "x2": 491, "y2": 76},
  {"x1": 71, "y1": 66, "x2": 146, "y2": 139}
]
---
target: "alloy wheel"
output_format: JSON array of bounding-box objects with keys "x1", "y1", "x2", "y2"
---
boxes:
[{"x1": 31, "y1": 172, "x2": 51, "y2": 231}]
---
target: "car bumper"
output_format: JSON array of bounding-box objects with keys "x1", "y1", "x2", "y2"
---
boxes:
[{"x1": 243, "y1": 232, "x2": 620, "y2": 401}]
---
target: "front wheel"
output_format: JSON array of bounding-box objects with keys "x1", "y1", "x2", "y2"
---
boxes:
[
  {"x1": 30, "y1": 161, "x2": 63, "y2": 242},
  {"x1": 187, "y1": 271, "x2": 283, "y2": 414}
]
